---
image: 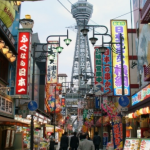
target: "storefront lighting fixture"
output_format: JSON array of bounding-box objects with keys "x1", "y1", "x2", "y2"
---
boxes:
[
  {"x1": 10, "y1": 55, "x2": 16, "y2": 62},
  {"x1": 0, "y1": 40, "x2": 5, "y2": 49},
  {"x1": 6, "y1": 51, "x2": 13, "y2": 59},
  {"x1": 2, "y1": 46, "x2": 9, "y2": 54}
]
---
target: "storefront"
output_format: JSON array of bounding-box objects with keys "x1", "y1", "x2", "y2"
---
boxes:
[
  {"x1": 14, "y1": 111, "x2": 51, "y2": 150},
  {"x1": 124, "y1": 83, "x2": 150, "y2": 150}
]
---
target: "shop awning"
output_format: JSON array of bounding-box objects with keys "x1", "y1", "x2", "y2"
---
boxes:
[
  {"x1": 0, "y1": 116, "x2": 29, "y2": 127},
  {"x1": 128, "y1": 97, "x2": 150, "y2": 114}
]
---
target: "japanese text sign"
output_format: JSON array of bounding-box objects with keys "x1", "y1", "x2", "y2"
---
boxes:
[
  {"x1": 16, "y1": 32, "x2": 30, "y2": 95},
  {"x1": 112, "y1": 116, "x2": 123, "y2": 150},
  {"x1": 111, "y1": 20, "x2": 130, "y2": 96},
  {"x1": 103, "y1": 47, "x2": 113, "y2": 93},
  {"x1": 94, "y1": 48, "x2": 103, "y2": 95},
  {"x1": 47, "y1": 42, "x2": 58, "y2": 83},
  {"x1": 132, "y1": 84, "x2": 150, "y2": 106},
  {"x1": 61, "y1": 98, "x2": 65, "y2": 107}
]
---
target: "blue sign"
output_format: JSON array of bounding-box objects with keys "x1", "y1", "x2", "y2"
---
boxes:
[
  {"x1": 95, "y1": 97, "x2": 100, "y2": 109},
  {"x1": 119, "y1": 96, "x2": 129, "y2": 107},
  {"x1": 28, "y1": 101, "x2": 38, "y2": 111},
  {"x1": 103, "y1": 47, "x2": 113, "y2": 93}
]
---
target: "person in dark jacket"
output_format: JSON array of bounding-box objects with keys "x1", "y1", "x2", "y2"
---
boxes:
[
  {"x1": 70, "y1": 132, "x2": 79, "y2": 150},
  {"x1": 60, "y1": 132, "x2": 69, "y2": 150},
  {"x1": 49, "y1": 133, "x2": 55, "y2": 150},
  {"x1": 93, "y1": 132, "x2": 101, "y2": 150}
]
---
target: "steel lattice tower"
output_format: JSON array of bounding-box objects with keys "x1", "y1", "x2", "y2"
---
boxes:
[{"x1": 71, "y1": 0, "x2": 93, "y2": 88}]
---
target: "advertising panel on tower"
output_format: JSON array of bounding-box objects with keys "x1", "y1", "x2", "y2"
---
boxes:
[
  {"x1": 111, "y1": 20, "x2": 130, "y2": 96},
  {"x1": 15, "y1": 32, "x2": 31, "y2": 95}
]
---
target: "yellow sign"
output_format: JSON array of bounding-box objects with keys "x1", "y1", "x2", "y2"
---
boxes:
[
  {"x1": 111, "y1": 20, "x2": 130, "y2": 96},
  {"x1": 0, "y1": 0, "x2": 16, "y2": 28}
]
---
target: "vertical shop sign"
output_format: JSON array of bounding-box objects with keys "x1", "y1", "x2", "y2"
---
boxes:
[
  {"x1": 103, "y1": 47, "x2": 113, "y2": 93},
  {"x1": 16, "y1": 32, "x2": 30, "y2": 95},
  {"x1": 111, "y1": 20, "x2": 130, "y2": 96},
  {"x1": 47, "y1": 42, "x2": 58, "y2": 83},
  {"x1": 112, "y1": 116, "x2": 123, "y2": 150},
  {"x1": 94, "y1": 48, "x2": 103, "y2": 95}
]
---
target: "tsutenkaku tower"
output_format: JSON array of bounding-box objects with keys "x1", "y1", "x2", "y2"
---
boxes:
[{"x1": 71, "y1": 0, "x2": 93, "y2": 88}]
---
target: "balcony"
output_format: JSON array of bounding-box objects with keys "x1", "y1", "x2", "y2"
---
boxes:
[
  {"x1": 141, "y1": 0, "x2": 150, "y2": 24},
  {"x1": 143, "y1": 64, "x2": 150, "y2": 81}
]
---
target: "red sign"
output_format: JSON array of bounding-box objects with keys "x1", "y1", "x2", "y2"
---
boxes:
[
  {"x1": 16, "y1": 32, "x2": 30, "y2": 95},
  {"x1": 61, "y1": 98, "x2": 65, "y2": 107}
]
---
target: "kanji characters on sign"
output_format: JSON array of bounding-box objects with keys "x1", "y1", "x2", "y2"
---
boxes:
[{"x1": 16, "y1": 32, "x2": 30, "y2": 94}]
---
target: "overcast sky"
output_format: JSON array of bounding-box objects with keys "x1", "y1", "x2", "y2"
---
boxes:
[{"x1": 21, "y1": 0, "x2": 134, "y2": 81}]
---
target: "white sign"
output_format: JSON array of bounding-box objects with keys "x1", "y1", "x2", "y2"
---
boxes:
[{"x1": 121, "y1": 107, "x2": 128, "y2": 111}]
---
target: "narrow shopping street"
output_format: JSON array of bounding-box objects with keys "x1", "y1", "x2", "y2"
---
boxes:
[{"x1": 0, "y1": 0, "x2": 150, "y2": 150}]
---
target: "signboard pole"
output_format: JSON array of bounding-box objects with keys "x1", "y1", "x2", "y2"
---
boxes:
[
  {"x1": 30, "y1": 43, "x2": 36, "y2": 150},
  {"x1": 120, "y1": 33, "x2": 126, "y2": 145}
]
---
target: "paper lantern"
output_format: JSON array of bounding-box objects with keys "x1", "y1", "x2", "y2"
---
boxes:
[
  {"x1": 128, "y1": 113, "x2": 133, "y2": 118},
  {"x1": 143, "y1": 107, "x2": 149, "y2": 114},
  {"x1": 136, "y1": 110, "x2": 141, "y2": 116},
  {"x1": 139, "y1": 108, "x2": 144, "y2": 115}
]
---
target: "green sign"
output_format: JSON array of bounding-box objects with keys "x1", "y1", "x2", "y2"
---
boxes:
[{"x1": 83, "y1": 109, "x2": 88, "y2": 119}]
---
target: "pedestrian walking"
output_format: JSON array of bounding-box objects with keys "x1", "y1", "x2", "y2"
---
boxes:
[
  {"x1": 93, "y1": 132, "x2": 101, "y2": 150},
  {"x1": 49, "y1": 133, "x2": 55, "y2": 150},
  {"x1": 78, "y1": 134, "x2": 94, "y2": 150},
  {"x1": 60, "y1": 132, "x2": 69, "y2": 150},
  {"x1": 85, "y1": 133, "x2": 91, "y2": 140},
  {"x1": 70, "y1": 132, "x2": 79, "y2": 150}
]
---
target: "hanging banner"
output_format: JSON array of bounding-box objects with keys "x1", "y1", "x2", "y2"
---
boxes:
[
  {"x1": 16, "y1": 32, "x2": 31, "y2": 95},
  {"x1": 94, "y1": 48, "x2": 103, "y2": 95},
  {"x1": 103, "y1": 47, "x2": 113, "y2": 93},
  {"x1": 45, "y1": 83, "x2": 62, "y2": 113},
  {"x1": 111, "y1": 20, "x2": 130, "y2": 96},
  {"x1": 112, "y1": 116, "x2": 123, "y2": 150},
  {"x1": 47, "y1": 42, "x2": 58, "y2": 84}
]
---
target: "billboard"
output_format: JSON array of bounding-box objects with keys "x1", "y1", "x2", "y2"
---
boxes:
[
  {"x1": 94, "y1": 48, "x2": 103, "y2": 95},
  {"x1": 111, "y1": 20, "x2": 130, "y2": 96},
  {"x1": 94, "y1": 47, "x2": 113, "y2": 95},
  {"x1": 16, "y1": 32, "x2": 31, "y2": 95},
  {"x1": 103, "y1": 47, "x2": 113, "y2": 93},
  {"x1": 47, "y1": 42, "x2": 58, "y2": 84},
  {"x1": 132, "y1": 84, "x2": 150, "y2": 106}
]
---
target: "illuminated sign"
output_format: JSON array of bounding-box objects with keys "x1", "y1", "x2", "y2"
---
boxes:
[
  {"x1": 111, "y1": 20, "x2": 130, "y2": 96},
  {"x1": 103, "y1": 47, "x2": 113, "y2": 93},
  {"x1": 16, "y1": 32, "x2": 30, "y2": 95},
  {"x1": 94, "y1": 48, "x2": 103, "y2": 95},
  {"x1": 47, "y1": 42, "x2": 58, "y2": 83},
  {"x1": 132, "y1": 84, "x2": 150, "y2": 106}
]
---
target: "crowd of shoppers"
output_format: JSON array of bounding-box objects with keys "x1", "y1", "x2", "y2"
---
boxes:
[{"x1": 53, "y1": 132, "x2": 101, "y2": 150}]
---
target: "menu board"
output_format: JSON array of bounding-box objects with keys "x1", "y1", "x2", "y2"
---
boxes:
[
  {"x1": 140, "y1": 139, "x2": 150, "y2": 150},
  {"x1": 124, "y1": 138, "x2": 140, "y2": 150}
]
